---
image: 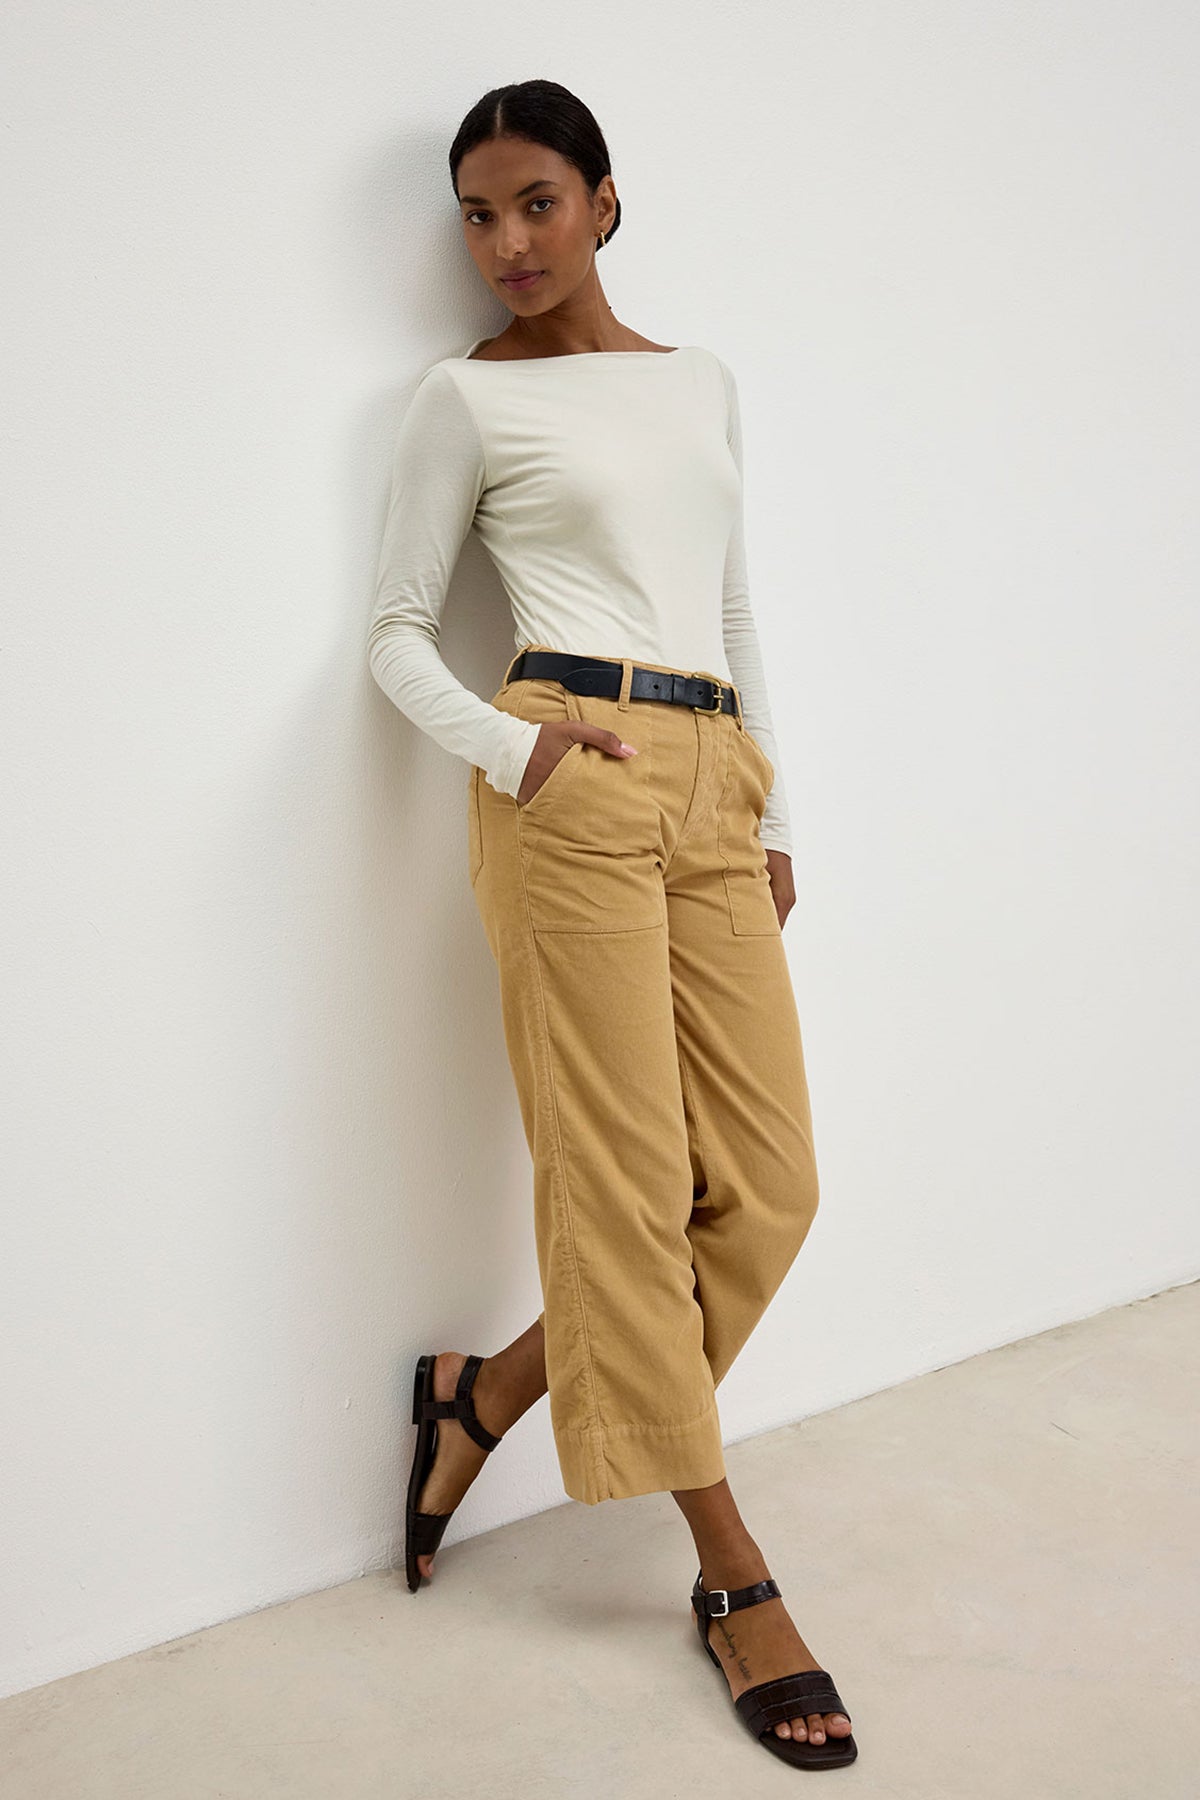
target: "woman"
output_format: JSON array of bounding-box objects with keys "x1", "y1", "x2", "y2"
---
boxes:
[{"x1": 367, "y1": 79, "x2": 856, "y2": 1771}]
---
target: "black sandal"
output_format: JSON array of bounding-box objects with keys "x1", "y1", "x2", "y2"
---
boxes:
[
  {"x1": 691, "y1": 1568, "x2": 858, "y2": 1769},
  {"x1": 405, "y1": 1352, "x2": 504, "y2": 1593}
]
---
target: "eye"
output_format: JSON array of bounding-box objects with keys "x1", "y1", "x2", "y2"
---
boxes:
[{"x1": 464, "y1": 197, "x2": 554, "y2": 227}]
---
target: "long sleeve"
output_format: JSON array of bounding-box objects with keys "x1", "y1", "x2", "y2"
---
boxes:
[
  {"x1": 717, "y1": 362, "x2": 794, "y2": 857},
  {"x1": 367, "y1": 363, "x2": 541, "y2": 797}
]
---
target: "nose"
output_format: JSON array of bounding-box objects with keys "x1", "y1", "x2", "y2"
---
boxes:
[{"x1": 496, "y1": 222, "x2": 530, "y2": 259}]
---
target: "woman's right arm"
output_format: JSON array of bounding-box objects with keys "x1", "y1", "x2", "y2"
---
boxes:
[{"x1": 366, "y1": 363, "x2": 541, "y2": 797}]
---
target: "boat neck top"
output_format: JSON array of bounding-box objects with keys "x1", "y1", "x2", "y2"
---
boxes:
[
  {"x1": 366, "y1": 335, "x2": 792, "y2": 855},
  {"x1": 465, "y1": 341, "x2": 685, "y2": 360}
]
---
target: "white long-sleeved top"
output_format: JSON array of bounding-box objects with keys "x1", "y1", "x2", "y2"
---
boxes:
[{"x1": 367, "y1": 337, "x2": 793, "y2": 855}]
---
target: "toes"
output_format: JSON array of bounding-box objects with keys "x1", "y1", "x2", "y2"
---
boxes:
[{"x1": 784, "y1": 1712, "x2": 851, "y2": 1746}]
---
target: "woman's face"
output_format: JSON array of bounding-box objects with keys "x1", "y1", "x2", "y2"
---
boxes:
[{"x1": 455, "y1": 136, "x2": 614, "y2": 313}]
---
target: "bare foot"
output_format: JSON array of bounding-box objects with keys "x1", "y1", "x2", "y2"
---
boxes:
[
  {"x1": 412, "y1": 1352, "x2": 506, "y2": 1582},
  {"x1": 696, "y1": 1558, "x2": 852, "y2": 1747}
]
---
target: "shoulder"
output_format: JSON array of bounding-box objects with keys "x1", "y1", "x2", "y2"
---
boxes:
[
  {"x1": 679, "y1": 343, "x2": 737, "y2": 396},
  {"x1": 391, "y1": 359, "x2": 485, "y2": 463},
  {"x1": 415, "y1": 354, "x2": 469, "y2": 392},
  {"x1": 683, "y1": 347, "x2": 739, "y2": 431},
  {"x1": 406, "y1": 356, "x2": 479, "y2": 420},
  {"x1": 692, "y1": 345, "x2": 735, "y2": 386}
]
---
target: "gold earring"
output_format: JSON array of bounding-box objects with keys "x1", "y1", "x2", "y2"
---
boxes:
[{"x1": 597, "y1": 229, "x2": 606, "y2": 248}]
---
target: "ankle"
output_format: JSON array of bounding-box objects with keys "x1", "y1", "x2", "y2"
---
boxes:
[
  {"x1": 697, "y1": 1537, "x2": 771, "y2": 1589},
  {"x1": 470, "y1": 1353, "x2": 534, "y2": 1436}
]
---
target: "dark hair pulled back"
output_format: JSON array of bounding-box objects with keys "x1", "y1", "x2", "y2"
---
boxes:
[{"x1": 448, "y1": 79, "x2": 621, "y2": 247}]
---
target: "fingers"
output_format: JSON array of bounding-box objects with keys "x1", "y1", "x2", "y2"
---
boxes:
[
  {"x1": 572, "y1": 725, "x2": 637, "y2": 758},
  {"x1": 535, "y1": 721, "x2": 639, "y2": 759},
  {"x1": 517, "y1": 723, "x2": 638, "y2": 801}
]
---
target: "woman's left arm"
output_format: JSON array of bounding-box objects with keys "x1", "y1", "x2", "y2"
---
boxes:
[{"x1": 717, "y1": 359, "x2": 793, "y2": 861}]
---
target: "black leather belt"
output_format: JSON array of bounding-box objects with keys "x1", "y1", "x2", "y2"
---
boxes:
[{"x1": 508, "y1": 649, "x2": 740, "y2": 717}]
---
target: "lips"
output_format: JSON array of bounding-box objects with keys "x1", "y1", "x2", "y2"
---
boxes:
[{"x1": 500, "y1": 270, "x2": 543, "y2": 289}]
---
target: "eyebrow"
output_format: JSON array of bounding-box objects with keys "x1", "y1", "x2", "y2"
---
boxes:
[{"x1": 458, "y1": 179, "x2": 561, "y2": 206}]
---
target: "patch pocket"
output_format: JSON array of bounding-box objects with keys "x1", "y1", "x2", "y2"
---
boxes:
[{"x1": 722, "y1": 859, "x2": 780, "y2": 935}]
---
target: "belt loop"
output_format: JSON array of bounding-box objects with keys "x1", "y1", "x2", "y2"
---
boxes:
[
  {"x1": 501, "y1": 644, "x2": 525, "y2": 686},
  {"x1": 732, "y1": 680, "x2": 746, "y2": 728},
  {"x1": 617, "y1": 657, "x2": 633, "y2": 710}
]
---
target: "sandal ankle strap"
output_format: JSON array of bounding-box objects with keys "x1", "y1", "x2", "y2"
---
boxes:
[
  {"x1": 417, "y1": 1352, "x2": 503, "y2": 1452},
  {"x1": 692, "y1": 1567, "x2": 782, "y2": 1619}
]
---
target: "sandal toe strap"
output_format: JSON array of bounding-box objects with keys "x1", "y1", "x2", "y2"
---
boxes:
[
  {"x1": 408, "y1": 1509, "x2": 455, "y2": 1555},
  {"x1": 735, "y1": 1669, "x2": 850, "y2": 1736}
]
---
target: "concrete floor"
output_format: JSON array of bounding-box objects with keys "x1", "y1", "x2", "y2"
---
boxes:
[{"x1": 2, "y1": 1281, "x2": 1196, "y2": 1799}]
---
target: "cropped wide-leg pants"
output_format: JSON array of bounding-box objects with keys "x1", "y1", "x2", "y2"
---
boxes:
[{"x1": 467, "y1": 645, "x2": 820, "y2": 1505}]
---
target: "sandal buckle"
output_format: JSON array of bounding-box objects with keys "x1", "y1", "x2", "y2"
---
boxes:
[{"x1": 707, "y1": 1588, "x2": 730, "y2": 1617}]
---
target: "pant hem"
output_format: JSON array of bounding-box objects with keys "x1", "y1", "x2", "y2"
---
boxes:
[{"x1": 555, "y1": 1397, "x2": 727, "y2": 1504}]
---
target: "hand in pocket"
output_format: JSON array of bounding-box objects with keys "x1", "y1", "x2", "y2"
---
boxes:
[{"x1": 516, "y1": 721, "x2": 639, "y2": 805}]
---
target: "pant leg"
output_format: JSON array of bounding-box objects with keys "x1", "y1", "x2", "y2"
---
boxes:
[
  {"x1": 663, "y1": 723, "x2": 820, "y2": 1389},
  {"x1": 514, "y1": 746, "x2": 818, "y2": 1375},
  {"x1": 467, "y1": 647, "x2": 816, "y2": 1502}
]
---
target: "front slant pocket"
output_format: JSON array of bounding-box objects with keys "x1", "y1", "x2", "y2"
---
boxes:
[
  {"x1": 516, "y1": 691, "x2": 664, "y2": 935},
  {"x1": 517, "y1": 736, "x2": 585, "y2": 823},
  {"x1": 467, "y1": 763, "x2": 484, "y2": 885},
  {"x1": 504, "y1": 677, "x2": 587, "y2": 841},
  {"x1": 741, "y1": 725, "x2": 776, "y2": 794},
  {"x1": 719, "y1": 729, "x2": 780, "y2": 935}
]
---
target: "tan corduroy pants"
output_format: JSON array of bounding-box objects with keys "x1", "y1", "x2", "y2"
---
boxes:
[{"x1": 467, "y1": 645, "x2": 820, "y2": 1504}]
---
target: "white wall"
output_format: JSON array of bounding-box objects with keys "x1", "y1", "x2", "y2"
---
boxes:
[{"x1": 3, "y1": 0, "x2": 1197, "y2": 1699}]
